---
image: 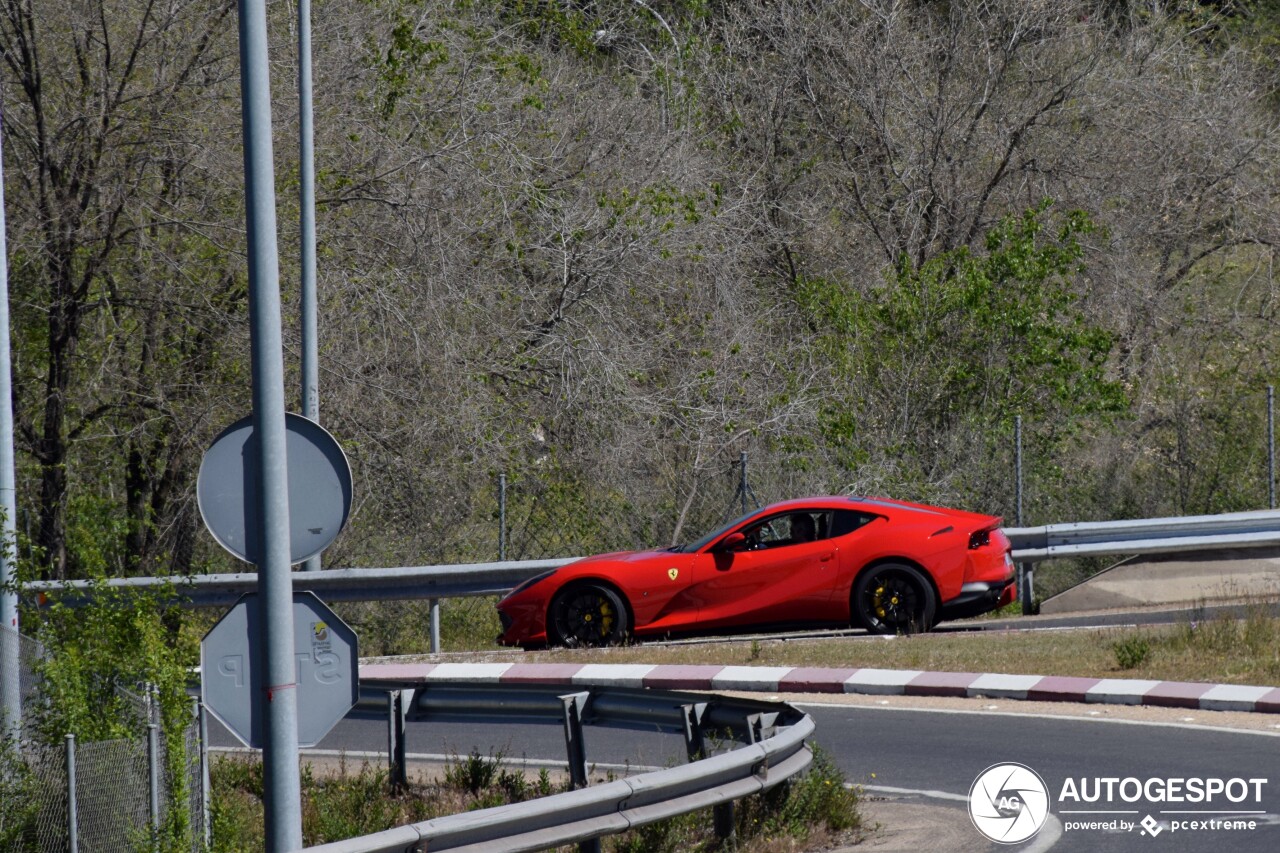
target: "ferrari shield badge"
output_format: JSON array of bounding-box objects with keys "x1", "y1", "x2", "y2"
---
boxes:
[{"x1": 668, "y1": 568, "x2": 679, "y2": 581}]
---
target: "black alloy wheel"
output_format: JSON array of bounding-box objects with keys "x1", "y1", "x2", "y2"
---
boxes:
[
  {"x1": 549, "y1": 583, "x2": 629, "y2": 647},
  {"x1": 853, "y1": 563, "x2": 937, "y2": 635}
]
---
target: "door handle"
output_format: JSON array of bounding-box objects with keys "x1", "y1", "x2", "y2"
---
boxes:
[{"x1": 819, "y1": 552, "x2": 834, "y2": 562}]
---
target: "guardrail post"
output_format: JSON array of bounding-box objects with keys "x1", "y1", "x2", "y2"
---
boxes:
[
  {"x1": 387, "y1": 689, "x2": 410, "y2": 789},
  {"x1": 560, "y1": 692, "x2": 590, "y2": 789},
  {"x1": 1019, "y1": 563, "x2": 1036, "y2": 616},
  {"x1": 747, "y1": 712, "x2": 778, "y2": 744},
  {"x1": 714, "y1": 799, "x2": 736, "y2": 842},
  {"x1": 681, "y1": 702, "x2": 708, "y2": 760},
  {"x1": 684, "y1": 702, "x2": 736, "y2": 841},
  {"x1": 65, "y1": 733, "x2": 78, "y2": 853},
  {"x1": 559, "y1": 691, "x2": 598, "y2": 853},
  {"x1": 428, "y1": 600, "x2": 441, "y2": 654}
]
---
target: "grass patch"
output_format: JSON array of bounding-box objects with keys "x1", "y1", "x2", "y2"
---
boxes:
[
  {"x1": 502, "y1": 601, "x2": 1280, "y2": 686},
  {"x1": 210, "y1": 748, "x2": 862, "y2": 852},
  {"x1": 344, "y1": 592, "x2": 1280, "y2": 686}
]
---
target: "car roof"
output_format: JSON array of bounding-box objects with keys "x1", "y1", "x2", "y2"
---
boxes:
[{"x1": 762, "y1": 495, "x2": 999, "y2": 525}]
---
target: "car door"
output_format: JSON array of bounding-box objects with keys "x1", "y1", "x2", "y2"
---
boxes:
[{"x1": 689, "y1": 512, "x2": 844, "y2": 629}]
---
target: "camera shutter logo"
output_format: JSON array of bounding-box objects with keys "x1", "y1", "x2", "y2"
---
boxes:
[{"x1": 969, "y1": 762, "x2": 1051, "y2": 843}]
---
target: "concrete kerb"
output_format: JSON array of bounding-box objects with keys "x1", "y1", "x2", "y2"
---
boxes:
[{"x1": 357, "y1": 662, "x2": 1280, "y2": 715}]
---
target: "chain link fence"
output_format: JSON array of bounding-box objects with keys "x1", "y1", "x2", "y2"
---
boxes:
[
  {"x1": 499, "y1": 453, "x2": 763, "y2": 562},
  {"x1": 0, "y1": 628, "x2": 205, "y2": 853}
]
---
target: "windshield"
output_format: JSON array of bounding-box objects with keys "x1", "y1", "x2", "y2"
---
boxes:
[{"x1": 673, "y1": 509, "x2": 762, "y2": 553}]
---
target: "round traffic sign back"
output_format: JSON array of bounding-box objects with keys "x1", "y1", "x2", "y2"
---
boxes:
[{"x1": 197, "y1": 413, "x2": 353, "y2": 564}]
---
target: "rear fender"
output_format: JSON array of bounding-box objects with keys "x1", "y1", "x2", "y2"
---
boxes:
[{"x1": 849, "y1": 557, "x2": 942, "y2": 614}]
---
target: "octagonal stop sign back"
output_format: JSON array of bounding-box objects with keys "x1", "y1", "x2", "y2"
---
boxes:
[{"x1": 201, "y1": 592, "x2": 358, "y2": 748}]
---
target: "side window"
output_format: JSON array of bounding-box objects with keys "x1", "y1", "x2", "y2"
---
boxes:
[
  {"x1": 751, "y1": 517, "x2": 788, "y2": 545},
  {"x1": 740, "y1": 510, "x2": 859, "y2": 549},
  {"x1": 831, "y1": 510, "x2": 878, "y2": 537}
]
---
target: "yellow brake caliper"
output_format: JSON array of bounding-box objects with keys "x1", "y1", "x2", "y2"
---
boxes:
[
  {"x1": 873, "y1": 585, "x2": 901, "y2": 619},
  {"x1": 599, "y1": 601, "x2": 615, "y2": 636}
]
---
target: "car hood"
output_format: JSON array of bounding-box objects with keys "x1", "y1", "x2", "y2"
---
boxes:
[{"x1": 566, "y1": 548, "x2": 678, "y2": 568}]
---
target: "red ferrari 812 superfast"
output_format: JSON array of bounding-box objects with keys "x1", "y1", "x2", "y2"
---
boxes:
[{"x1": 496, "y1": 496, "x2": 1016, "y2": 647}]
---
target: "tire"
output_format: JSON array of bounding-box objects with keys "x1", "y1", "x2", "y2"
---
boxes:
[
  {"x1": 548, "y1": 583, "x2": 630, "y2": 647},
  {"x1": 853, "y1": 563, "x2": 937, "y2": 635}
]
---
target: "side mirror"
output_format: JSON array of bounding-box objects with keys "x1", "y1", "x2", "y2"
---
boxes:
[{"x1": 720, "y1": 532, "x2": 750, "y2": 552}]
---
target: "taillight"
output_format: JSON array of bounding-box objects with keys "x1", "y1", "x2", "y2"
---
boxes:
[{"x1": 968, "y1": 529, "x2": 992, "y2": 549}]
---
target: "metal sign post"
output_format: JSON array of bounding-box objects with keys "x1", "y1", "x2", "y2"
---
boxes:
[
  {"x1": 0, "y1": 99, "x2": 21, "y2": 743},
  {"x1": 298, "y1": 0, "x2": 321, "y2": 574},
  {"x1": 235, "y1": 0, "x2": 302, "y2": 847}
]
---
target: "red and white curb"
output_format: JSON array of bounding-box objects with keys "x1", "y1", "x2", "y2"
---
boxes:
[{"x1": 359, "y1": 662, "x2": 1280, "y2": 714}]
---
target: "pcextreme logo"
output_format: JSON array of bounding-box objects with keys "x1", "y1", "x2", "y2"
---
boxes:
[{"x1": 968, "y1": 762, "x2": 1051, "y2": 844}]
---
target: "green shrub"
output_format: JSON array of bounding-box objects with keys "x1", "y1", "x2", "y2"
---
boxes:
[
  {"x1": 0, "y1": 734, "x2": 40, "y2": 849},
  {"x1": 1111, "y1": 635, "x2": 1151, "y2": 670},
  {"x1": 738, "y1": 747, "x2": 862, "y2": 838},
  {"x1": 306, "y1": 761, "x2": 403, "y2": 844},
  {"x1": 25, "y1": 579, "x2": 199, "y2": 850}
]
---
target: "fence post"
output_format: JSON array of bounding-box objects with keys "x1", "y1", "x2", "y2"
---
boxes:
[
  {"x1": 499, "y1": 473, "x2": 508, "y2": 561},
  {"x1": 66, "y1": 733, "x2": 78, "y2": 853},
  {"x1": 1015, "y1": 416, "x2": 1035, "y2": 616},
  {"x1": 148, "y1": 722, "x2": 161, "y2": 838},
  {"x1": 1015, "y1": 416, "x2": 1023, "y2": 526},
  {"x1": 1268, "y1": 385, "x2": 1275, "y2": 510},
  {"x1": 198, "y1": 699, "x2": 212, "y2": 850}
]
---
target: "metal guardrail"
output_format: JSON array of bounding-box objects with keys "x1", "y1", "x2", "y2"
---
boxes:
[
  {"x1": 21, "y1": 560, "x2": 575, "y2": 607},
  {"x1": 1005, "y1": 508, "x2": 1280, "y2": 563},
  {"x1": 308, "y1": 682, "x2": 815, "y2": 853},
  {"x1": 23, "y1": 508, "x2": 1280, "y2": 606}
]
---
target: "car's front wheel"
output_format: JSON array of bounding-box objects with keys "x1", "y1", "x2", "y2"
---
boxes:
[
  {"x1": 548, "y1": 583, "x2": 630, "y2": 647},
  {"x1": 853, "y1": 563, "x2": 937, "y2": 635}
]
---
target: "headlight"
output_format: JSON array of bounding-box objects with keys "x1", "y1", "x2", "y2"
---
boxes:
[{"x1": 507, "y1": 569, "x2": 557, "y2": 597}]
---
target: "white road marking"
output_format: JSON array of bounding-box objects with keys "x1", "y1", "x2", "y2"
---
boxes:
[{"x1": 795, "y1": 700, "x2": 1280, "y2": 737}]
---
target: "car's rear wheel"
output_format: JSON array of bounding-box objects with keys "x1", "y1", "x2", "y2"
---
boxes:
[
  {"x1": 548, "y1": 583, "x2": 630, "y2": 647},
  {"x1": 853, "y1": 563, "x2": 936, "y2": 635}
]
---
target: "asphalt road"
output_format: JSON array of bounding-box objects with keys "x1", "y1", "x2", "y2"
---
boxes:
[
  {"x1": 801, "y1": 703, "x2": 1280, "y2": 852},
  {"x1": 209, "y1": 700, "x2": 1280, "y2": 852}
]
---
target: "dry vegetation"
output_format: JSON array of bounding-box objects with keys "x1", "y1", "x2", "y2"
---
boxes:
[
  {"x1": 210, "y1": 748, "x2": 863, "y2": 852},
  {"x1": 3, "y1": 1, "x2": 1280, "y2": 585},
  {"x1": 383, "y1": 597, "x2": 1280, "y2": 687}
]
